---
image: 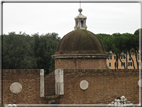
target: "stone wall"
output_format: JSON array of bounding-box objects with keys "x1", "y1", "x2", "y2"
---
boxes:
[
  {"x1": 55, "y1": 59, "x2": 106, "y2": 69},
  {"x1": 58, "y1": 69, "x2": 139, "y2": 104},
  {"x1": 2, "y1": 69, "x2": 47, "y2": 104}
]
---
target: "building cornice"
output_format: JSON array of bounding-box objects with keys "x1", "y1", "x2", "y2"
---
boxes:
[{"x1": 52, "y1": 54, "x2": 108, "y2": 59}]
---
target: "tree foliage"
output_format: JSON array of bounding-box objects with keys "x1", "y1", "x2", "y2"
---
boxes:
[
  {"x1": 97, "y1": 28, "x2": 140, "y2": 69},
  {"x1": 2, "y1": 32, "x2": 60, "y2": 75}
]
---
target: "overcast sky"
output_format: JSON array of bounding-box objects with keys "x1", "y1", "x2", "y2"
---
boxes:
[{"x1": 3, "y1": 2, "x2": 141, "y2": 38}]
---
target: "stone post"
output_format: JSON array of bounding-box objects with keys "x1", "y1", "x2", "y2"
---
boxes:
[
  {"x1": 40, "y1": 69, "x2": 44, "y2": 97},
  {"x1": 55, "y1": 69, "x2": 64, "y2": 95}
]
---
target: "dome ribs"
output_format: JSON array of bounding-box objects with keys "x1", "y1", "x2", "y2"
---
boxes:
[{"x1": 55, "y1": 29, "x2": 106, "y2": 55}]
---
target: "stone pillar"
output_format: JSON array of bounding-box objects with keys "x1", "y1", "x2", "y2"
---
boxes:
[
  {"x1": 40, "y1": 69, "x2": 44, "y2": 97},
  {"x1": 55, "y1": 69, "x2": 64, "y2": 95}
]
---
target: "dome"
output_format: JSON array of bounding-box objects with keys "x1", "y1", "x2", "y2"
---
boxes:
[{"x1": 55, "y1": 29, "x2": 106, "y2": 55}]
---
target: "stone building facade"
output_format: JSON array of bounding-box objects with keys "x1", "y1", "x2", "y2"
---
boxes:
[{"x1": 106, "y1": 52, "x2": 141, "y2": 69}]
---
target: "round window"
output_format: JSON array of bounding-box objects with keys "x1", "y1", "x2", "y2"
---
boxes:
[
  {"x1": 80, "y1": 80, "x2": 89, "y2": 90},
  {"x1": 10, "y1": 82, "x2": 22, "y2": 94},
  {"x1": 138, "y1": 79, "x2": 142, "y2": 87}
]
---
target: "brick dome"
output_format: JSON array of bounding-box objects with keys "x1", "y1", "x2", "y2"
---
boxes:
[{"x1": 55, "y1": 29, "x2": 106, "y2": 55}]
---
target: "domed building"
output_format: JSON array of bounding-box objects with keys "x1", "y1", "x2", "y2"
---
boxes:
[
  {"x1": 2, "y1": 8, "x2": 139, "y2": 105},
  {"x1": 52, "y1": 8, "x2": 108, "y2": 69}
]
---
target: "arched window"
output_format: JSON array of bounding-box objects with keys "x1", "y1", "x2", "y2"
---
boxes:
[{"x1": 81, "y1": 20, "x2": 83, "y2": 27}]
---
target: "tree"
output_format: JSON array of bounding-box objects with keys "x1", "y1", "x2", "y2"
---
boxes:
[
  {"x1": 133, "y1": 28, "x2": 142, "y2": 69},
  {"x1": 97, "y1": 32, "x2": 137, "y2": 69},
  {"x1": 2, "y1": 32, "x2": 60, "y2": 75},
  {"x1": 2, "y1": 32, "x2": 37, "y2": 69}
]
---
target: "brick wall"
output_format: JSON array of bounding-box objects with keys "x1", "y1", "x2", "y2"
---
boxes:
[
  {"x1": 55, "y1": 59, "x2": 106, "y2": 69},
  {"x1": 2, "y1": 69, "x2": 47, "y2": 104},
  {"x1": 58, "y1": 69, "x2": 139, "y2": 104},
  {"x1": 44, "y1": 71, "x2": 55, "y2": 96},
  {"x1": 2, "y1": 69, "x2": 140, "y2": 104}
]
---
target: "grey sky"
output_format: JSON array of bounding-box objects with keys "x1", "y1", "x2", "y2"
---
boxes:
[{"x1": 3, "y1": 2, "x2": 141, "y2": 38}]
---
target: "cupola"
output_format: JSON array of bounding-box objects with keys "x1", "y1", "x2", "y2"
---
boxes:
[{"x1": 74, "y1": 8, "x2": 87, "y2": 30}]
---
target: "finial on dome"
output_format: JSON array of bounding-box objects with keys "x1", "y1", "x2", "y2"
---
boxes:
[{"x1": 78, "y1": 8, "x2": 82, "y2": 13}]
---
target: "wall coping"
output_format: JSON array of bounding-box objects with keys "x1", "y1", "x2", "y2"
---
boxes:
[
  {"x1": 63, "y1": 69, "x2": 139, "y2": 76},
  {"x1": 52, "y1": 54, "x2": 108, "y2": 59},
  {"x1": 45, "y1": 95, "x2": 60, "y2": 100},
  {"x1": 63, "y1": 69, "x2": 139, "y2": 72}
]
